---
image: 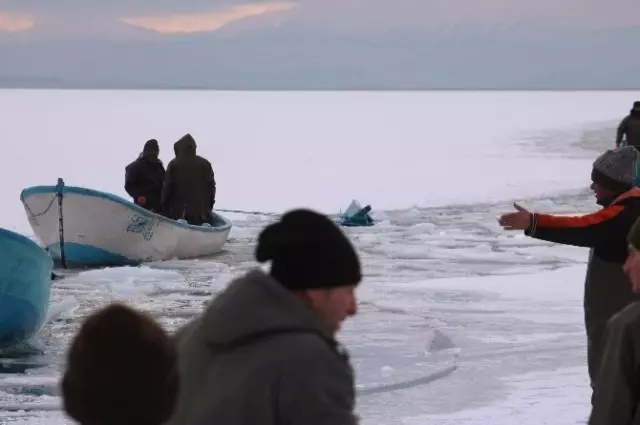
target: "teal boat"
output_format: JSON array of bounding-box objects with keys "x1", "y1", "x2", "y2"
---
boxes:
[{"x1": 0, "y1": 228, "x2": 53, "y2": 348}]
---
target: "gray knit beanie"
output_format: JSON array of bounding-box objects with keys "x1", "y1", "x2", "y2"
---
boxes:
[{"x1": 591, "y1": 146, "x2": 640, "y2": 193}]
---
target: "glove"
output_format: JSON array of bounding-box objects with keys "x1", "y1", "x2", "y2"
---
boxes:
[{"x1": 136, "y1": 196, "x2": 147, "y2": 206}]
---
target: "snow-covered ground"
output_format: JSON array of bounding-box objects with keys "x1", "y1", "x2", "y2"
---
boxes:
[{"x1": 0, "y1": 89, "x2": 638, "y2": 424}]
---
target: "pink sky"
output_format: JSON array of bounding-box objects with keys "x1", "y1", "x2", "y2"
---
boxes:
[{"x1": 1, "y1": 0, "x2": 639, "y2": 35}]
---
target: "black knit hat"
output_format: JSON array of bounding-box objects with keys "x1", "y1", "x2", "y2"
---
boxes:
[
  {"x1": 255, "y1": 209, "x2": 362, "y2": 290},
  {"x1": 61, "y1": 303, "x2": 178, "y2": 425}
]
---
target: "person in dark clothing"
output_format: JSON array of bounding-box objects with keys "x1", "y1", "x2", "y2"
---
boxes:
[
  {"x1": 498, "y1": 145, "x2": 640, "y2": 404},
  {"x1": 166, "y1": 209, "x2": 361, "y2": 425},
  {"x1": 124, "y1": 139, "x2": 165, "y2": 211},
  {"x1": 61, "y1": 303, "x2": 179, "y2": 425},
  {"x1": 588, "y1": 218, "x2": 640, "y2": 425},
  {"x1": 616, "y1": 101, "x2": 640, "y2": 147},
  {"x1": 160, "y1": 133, "x2": 216, "y2": 225}
]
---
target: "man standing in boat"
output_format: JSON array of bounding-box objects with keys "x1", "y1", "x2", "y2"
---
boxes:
[
  {"x1": 124, "y1": 139, "x2": 166, "y2": 211},
  {"x1": 160, "y1": 133, "x2": 216, "y2": 225},
  {"x1": 616, "y1": 101, "x2": 640, "y2": 147}
]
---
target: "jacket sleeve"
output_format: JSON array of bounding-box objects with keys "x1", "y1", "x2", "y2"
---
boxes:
[
  {"x1": 525, "y1": 205, "x2": 627, "y2": 248},
  {"x1": 159, "y1": 163, "x2": 167, "y2": 184},
  {"x1": 208, "y1": 163, "x2": 216, "y2": 209},
  {"x1": 278, "y1": 336, "x2": 358, "y2": 425},
  {"x1": 617, "y1": 117, "x2": 628, "y2": 146},
  {"x1": 160, "y1": 162, "x2": 175, "y2": 209},
  {"x1": 124, "y1": 164, "x2": 139, "y2": 199},
  {"x1": 589, "y1": 305, "x2": 640, "y2": 425}
]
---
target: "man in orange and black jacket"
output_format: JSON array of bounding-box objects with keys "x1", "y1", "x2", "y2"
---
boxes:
[{"x1": 499, "y1": 146, "x2": 640, "y2": 404}]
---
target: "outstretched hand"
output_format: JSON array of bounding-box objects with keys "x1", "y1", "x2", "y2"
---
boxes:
[{"x1": 498, "y1": 203, "x2": 532, "y2": 230}]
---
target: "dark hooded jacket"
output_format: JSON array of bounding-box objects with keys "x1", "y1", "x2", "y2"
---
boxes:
[
  {"x1": 589, "y1": 301, "x2": 640, "y2": 425},
  {"x1": 165, "y1": 269, "x2": 358, "y2": 425},
  {"x1": 160, "y1": 134, "x2": 216, "y2": 225},
  {"x1": 124, "y1": 151, "x2": 165, "y2": 211},
  {"x1": 617, "y1": 108, "x2": 640, "y2": 147},
  {"x1": 525, "y1": 188, "x2": 640, "y2": 397}
]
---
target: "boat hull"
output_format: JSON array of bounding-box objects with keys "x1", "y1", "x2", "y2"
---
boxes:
[
  {"x1": 0, "y1": 228, "x2": 53, "y2": 348},
  {"x1": 20, "y1": 181, "x2": 232, "y2": 267}
]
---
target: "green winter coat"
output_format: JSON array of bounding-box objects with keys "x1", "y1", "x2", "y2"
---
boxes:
[
  {"x1": 165, "y1": 269, "x2": 358, "y2": 425},
  {"x1": 589, "y1": 301, "x2": 640, "y2": 425}
]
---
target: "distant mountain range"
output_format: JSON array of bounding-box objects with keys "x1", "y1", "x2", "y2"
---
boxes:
[{"x1": 1, "y1": 23, "x2": 639, "y2": 90}]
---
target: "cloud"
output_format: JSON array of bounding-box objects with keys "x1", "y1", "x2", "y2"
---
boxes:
[
  {"x1": 0, "y1": 0, "x2": 286, "y2": 18},
  {"x1": 121, "y1": 2, "x2": 297, "y2": 34},
  {"x1": 0, "y1": 11, "x2": 34, "y2": 31},
  {"x1": 0, "y1": 0, "x2": 638, "y2": 38}
]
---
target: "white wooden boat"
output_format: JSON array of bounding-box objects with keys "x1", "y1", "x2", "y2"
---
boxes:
[{"x1": 20, "y1": 179, "x2": 232, "y2": 267}]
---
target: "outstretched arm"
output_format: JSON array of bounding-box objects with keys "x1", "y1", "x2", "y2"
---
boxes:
[{"x1": 526, "y1": 205, "x2": 627, "y2": 248}]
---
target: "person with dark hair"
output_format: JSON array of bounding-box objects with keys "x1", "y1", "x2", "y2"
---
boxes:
[
  {"x1": 61, "y1": 303, "x2": 179, "y2": 425},
  {"x1": 616, "y1": 101, "x2": 640, "y2": 147},
  {"x1": 499, "y1": 146, "x2": 640, "y2": 404},
  {"x1": 124, "y1": 139, "x2": 166, "y2": 211},
  {"x1": 166, "y1": 209, "x2": 361, "y2": 425},
  {"x1": 160, "y1": 133, "x2": 216, "y2": 225}
]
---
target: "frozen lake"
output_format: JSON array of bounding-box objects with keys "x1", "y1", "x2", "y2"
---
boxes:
[{"x1": 0, "y1": 89, "x2": 638, "y2": 424}]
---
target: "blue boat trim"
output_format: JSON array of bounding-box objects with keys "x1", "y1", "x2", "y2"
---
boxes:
[
  {"x1": 0, "y1": 228, "x2": 53, "y2": 265},
  {"x1": 20, "y1": 184, "x2": 232, "y2": 233},
  {"x1": 46, "y1": 242, "x2": 140, "y2": 267}
]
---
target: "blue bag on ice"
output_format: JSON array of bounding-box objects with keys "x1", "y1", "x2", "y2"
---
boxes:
[{"x1": 339, "y1": 200, "x2": 374, "y2": 227}]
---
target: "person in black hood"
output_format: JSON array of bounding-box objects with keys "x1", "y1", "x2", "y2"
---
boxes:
[
  {"x1": 160, "y1": 133, "x2": 216, "y2": 225},
  {"x1": 124, "y1": 139, "x2": 165, "y2": 211},
  {"x1": 616, "y1": 101, "x2": 640, "y2": 147}
]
